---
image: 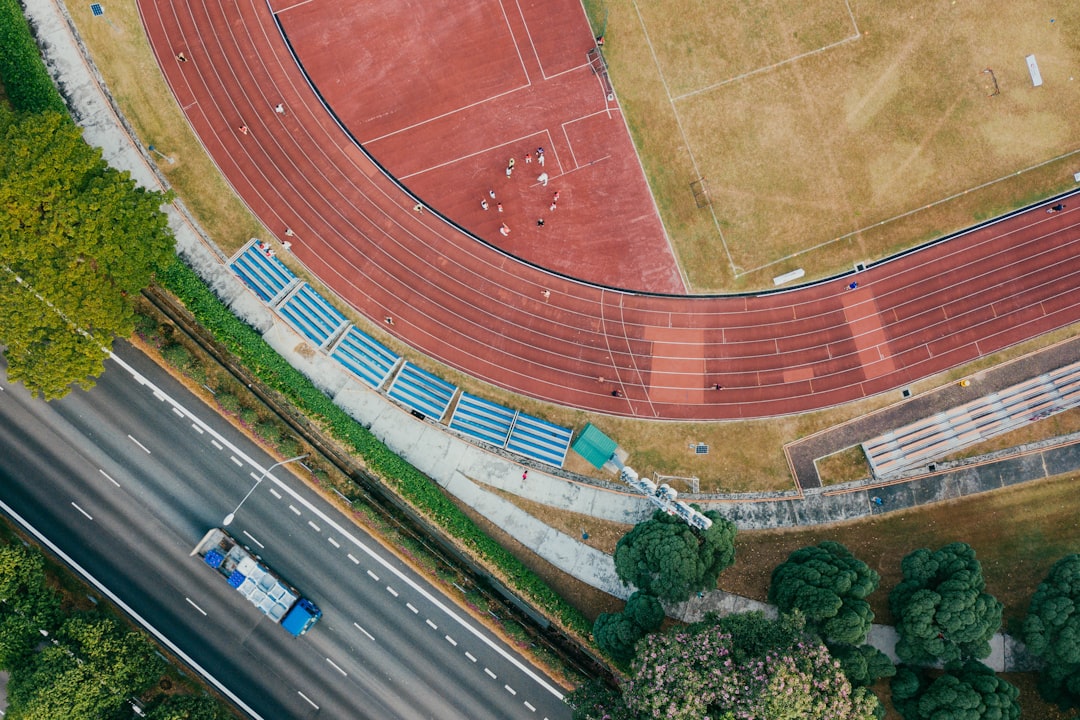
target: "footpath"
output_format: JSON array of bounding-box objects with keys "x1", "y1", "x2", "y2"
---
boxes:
[{"x1": 25, "y1": 0, "x2": 1053, "y2": 673}]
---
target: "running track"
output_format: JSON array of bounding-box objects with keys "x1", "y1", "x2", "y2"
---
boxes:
[{"x1": 139, "y1": 0, "x2": 1080, "y2": 421}]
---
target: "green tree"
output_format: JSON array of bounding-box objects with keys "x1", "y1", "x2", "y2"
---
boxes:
[
  {"x1": 769, "y1": 540, "x2": 879, "y2": 645},
  {"x1": 613, "y1": 509, "x2": 736, "y2": 602},
  {"x1": 0, "y1": 109, "x2": 174, "y2": 399},
  {"x1": 147, "y1": 694, "x2": 229, "y2": 720},
  {"x1": 831, "y1": 642, "x2": 896, "y2": 688},
  {"x1": 890, "y1": 661, "x2": 1020, "y2": 720},
  {"x1": 888, "y1": 543, "x2": 1002, "y2": 665},
  {"x1": 1022, "y1": 553, "x2": 1080, "y2": 711},
  {"x1": 592, "y1": 591, "x2": 664, "y2": 662},
  {"x1": 0, "y1": 544, "x2": 62, "y2": 668}
]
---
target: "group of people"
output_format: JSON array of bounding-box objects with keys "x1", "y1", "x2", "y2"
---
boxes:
[{"x1": 480, "y1": 147, "x2": 556, "y2": 237}]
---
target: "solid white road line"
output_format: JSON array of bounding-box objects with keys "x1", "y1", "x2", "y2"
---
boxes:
[
  {"x1": 242, "y1": 531, "x2": 264, "y2": 549},
  {"x1": 70, "y1": 502, "x2": 93, "y2": 520},
  {"x1": 185, "y1": 597, "x2": 207, "y2": 616},
  {"x1": 98, "y1": 469, "x2": 120, "y2": 487},
  {"x1": 128, "y1": 434, "x2": 151, "y2": 454}
]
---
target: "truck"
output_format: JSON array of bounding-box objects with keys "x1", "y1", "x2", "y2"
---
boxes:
[{"x1": 192, "y1": 528, "x2": 322, "y2": 637}]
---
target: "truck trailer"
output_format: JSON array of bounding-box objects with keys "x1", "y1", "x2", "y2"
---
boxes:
[{"x1": 192, "y1": 528, "x2": 321, "y2": 636}]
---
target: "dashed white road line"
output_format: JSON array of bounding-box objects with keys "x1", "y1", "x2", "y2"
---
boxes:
[
  {"x1": 505, "y1": 685, "x2": 516, "y2": 695},
  {"x1": 406, "y1": 602, "x2": 418, "y2": 614},
  {"x1": 185, "y1": 597, "x2": 207, "y2": 616},
  {"x1": 288, "y1": 505, "x2": 301, "y2": 515},
  {"x1": 171, "y1": 407, "x2": 184, "y2": 417},
  {"x1": 465, "y1": 651, "x2": 477, "y2": 662},
  {"x1": 444, "y1": 635, "x2": 457, "y2": 646},
  {"x1": 98, "y1": 469, "x2": 119, "y2": 487},
  {"x1": 524, "y1": 700, "x2": 536, "y2": 712},
  {"x1": 297, "y1": 691, "x2": 319, "y2": 710},
  {"x1": 70, "y1": 502, "x2": 93, "y2": 520},
  {"x1": 325, "y1": 657, "x2": 347, "y2": 676},
  {"x1": 128, "y1": 434, "x2": 151, "y2": 454},
  {"x1": 210, "y1": 439, "x2": 222, "y2": 450},
  {"x1": 484, "y1": 668, "x2": 497, "y2": 679},
  {"x1": 327, "y1": 537, "x2": 340, "y2": 548},
  {"x1": 191, "y1": 423, "x2": 204, "y2": 434},
  {"x1": 269, "y1": 488, "x2": 282, "y2": 499},
  {"x1": 242, "y1": 531, "x2": 264, "y2": 549},
  {"x1": 366, "y1": 570, "x2": 379, "y2": 581},
  {"x1": 426, "y1": 619, "x2": 438, "y2": 630},
  {"x1": 353, "y1": 622, "x2": 375, "y2": 641},
  {"x1": 347, "y1": 553, "x2": 360, "y2": 564},
  {"x1": 307, "y1": 520, "x2": 321, "y2": 532},
  {"x1": 229, "y1": 455, "x2": 243, "y2": 466},
  {"x1": 386, "y1": 586, "x2": 398, "y2": 597}
]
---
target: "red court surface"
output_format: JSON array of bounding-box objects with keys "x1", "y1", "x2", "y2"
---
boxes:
[
  {"x1": 138, "y1": 0, "x2": 1080, "y2": 421},
  {"x1": 278, "y1": 0, "x2": 685, "y2": 294}
]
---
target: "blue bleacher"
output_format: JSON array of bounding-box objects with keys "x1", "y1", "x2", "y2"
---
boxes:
[
  {"x1": 331, "y1": 326, "x2": 400, "y2": 389},
  {"x1": 230, "y1": 242, "x2": 297, "y2": 302},
  {"x1": 388, "y1": 362, "x2": 456, "y2": 420},
  {"x1": 278, "y1": 284, "x2": 347, "y2": 347},
  {"x1": 449, "y1": 393, "x2": 516, "y2": 447},
  {"x1": 506, "y1": 413, "x2": 573, "y2": 467}
]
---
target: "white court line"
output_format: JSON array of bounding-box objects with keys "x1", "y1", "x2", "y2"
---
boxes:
[
  {"x1": 70, "y1": 502, "x2": 93, "y2": 520},
  {"x1": 185, "y1": 597, "x2": 207, "y2": 616},
  {"x1": 128, "y1": 434, "x2": 151, "y2": 454},
  {"x1": 98, "y1": 469, "x2": 119, "y2": 487}
]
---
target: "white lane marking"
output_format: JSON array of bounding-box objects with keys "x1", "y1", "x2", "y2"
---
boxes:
[
  {"x1": 185, "y1": 597, "x2": 207, "y2": 616},
  {"x1": 70, "y1": 502, "x2": 93, "y2": 520},
  {"x1": 347, "y1": 554, "x2": 360, "y2": 564},
  {"x1": 297, "y1": 691, "x2": 319, "y2": 710},
  {"x1": 269, "y1": 488, "x2": 282, "y2": 499},
  {"x1": 98, "y1": 469, "x2": 119, "y2": 487},
  {"x1": 108, "y1": 352, "x2": 567, "y2": 701},
  {"x1": 250, "y1": 471, "x2": 262, "y2": 481},
  {"x1": 465, "y1": 652, "x2": 476, "y2": 662},
  {"x1": 288, "y1": 505, "x2": 301, "y2": 515},
  {"x1": 128, "y1": 435, "x2": 151, "y2": 454},
  {"x1": 406, "y1": 603, "x2": 418, "y2": 614},
  {"x1": 445, "y1": 635, "x2": 457, "y2": 646},
  {"x1": 426, "y1": 619, "x2": 438, "y2": 630},
  {"x1": 210, "y1": 439, "x2": 222, "y2": 450},
  {"x1": 366, "y1": 570, "x2": 379, "y2": 581},
  {"x1": 484, "y1": 668, "x2": 497, "y2": 679},
  {"x1": 524, "y1": 701, "x2": 536, "y2": 712},
  {"x1": 229, "y1": 456, "x2": 243, "y2": 466},
  {"x1": 242, "y1": 531, "x2": 264, "y2": 549},
  {"x1": 386, "y1": 586, "x2": 398, "y2": 597},
  {"x1": 191, "y1": 423, "x2": 204, "y2": 434},
  {"x1": 153, "y1": 390, "x2": 165, "y2": 401},
  {"x1": 171, "y1": 407, "x2": 184, "y2": 417},
  {"x1": 325, "y1": 657, "x2": 347, "y2": 676},
  {"x1": 353, "y1": 622, "x2": 374, "y2": 641},
  {"x1": 327, "y1": 537, "x2": 340, "y2": 548},
  {"x1": 307, "y1": 520, "x2": 321, "y2": 532},
  {"x1": 505, "y1": 685, "x2": 516, "y2": 696}
]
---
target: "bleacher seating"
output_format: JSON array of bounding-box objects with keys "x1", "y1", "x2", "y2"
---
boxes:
[
  {"x1": 387, "y1": 362, "x2": 456, "y2": 420},
  {"x1": 506, "y1": 412, "x2": 573, "y2": 467},
  {"x1": 229, "y1": 240, "x2": 298, "y2": 303},
  {"x1": 864, "y1": 361, "x2": 1080, "y2": 478},
  {"x1": 330, "y1": 326, "x2": 400, "y2": 389},
  {"x1": 278, "y1": 283, "x2": 349, "y2": 348},
  {"x1": 449, "y1": 393, "x2": 516, "y2": 447}
]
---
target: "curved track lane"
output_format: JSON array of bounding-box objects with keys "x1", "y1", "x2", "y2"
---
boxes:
[{"x1": 139, "y1": 0, "x2": 1080, "y2": 421}]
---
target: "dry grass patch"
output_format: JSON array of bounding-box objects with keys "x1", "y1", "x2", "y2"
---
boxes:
[
  {"x1": 816, "y1": 444, "x2": 870, "y2": 485},
  {"x1": 596, "y1": 0, "x2": 1080, "y2": 291}
]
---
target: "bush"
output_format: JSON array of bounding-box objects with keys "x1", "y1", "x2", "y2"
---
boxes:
[
  {"x1": 254, "y1": 420, "x2": 281, "y2": 445},
  {"x1": 0, "y1": 0, "x2": 67, "y2": 114},
  {"x1": 161, "y1": 343, "x2": 194, "y2": 371},
  {"x1": 215, "y1": 391, "x2": 240, "y2": 414},
  {"x1": 238, "y1": 407, "x2": 258, "y2": 425}
]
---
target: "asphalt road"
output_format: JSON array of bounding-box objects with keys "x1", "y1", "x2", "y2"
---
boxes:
[{"x1": 0, "y1": 342, "x2": 570, "y2": 720}]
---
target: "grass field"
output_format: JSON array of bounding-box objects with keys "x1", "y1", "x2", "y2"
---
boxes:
[{"x1": 588, "y1": 0, "x2": 1080, "y2": 291}]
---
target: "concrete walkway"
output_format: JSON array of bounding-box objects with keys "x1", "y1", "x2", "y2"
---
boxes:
[{"x1": 25, "y1": 0, "x2": 1052, "y2": 672}]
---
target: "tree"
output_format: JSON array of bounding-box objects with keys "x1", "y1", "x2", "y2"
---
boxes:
[
  {"x1": 147, "y1": 694, "x2": 229, "y2": 720},
  {"x1": 888, "y1": 543, "x2": 1002, "y2": 665},
  {"x1": 592, "y1": 591, "x2": 665, "y2": 662},
  {"x1": 769, "y1": 541, "x2": 879, "y2": 645},
  {"x1": 890, "y1": 661, "x2": 1020, "y2": 720},
  {"x1": 1022, "y1": 553, "x2": 1080, "y2": 711},
  {"x1": 0, "y1": 109, "x2": 174, "y2": 399},
  {"x1": 831, "y1": 642, "x2": 896, "y2": 688},
  {"x1": 0, "y1": 544, "x2": 62, "y2": 668},
  {"x1": 612, "y1": 509, "x2": 736, "y2": 602}
]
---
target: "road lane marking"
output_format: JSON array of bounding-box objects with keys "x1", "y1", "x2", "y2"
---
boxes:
[
  {"x1": 406, "y1": 603, "x2": 418, "y2": 614},
  {"x1": 524, "y1": 701, "x2": 536, "y2": 712},
  {"x1": 327, "y1": 537, "x2": 340, "y2": 548},
  {"x1": 325, "y1": 657, "x2": 347, "y2": 677},
  {"x1": 242, "y1": 531, "x2": 264, "y2": 549},
  {"x1": 229, "y1": 456, "x2": 242, "y2": 466},
  {"x1": 307, "y1": 520, "x2": 321, "y2": 532},
  {"x1": 210, "y1": 439, "x2": 222, "y2": 450},
  {"x1": 269, "y1": 488, "x2": 282, "y2": 499},
  {"x1": 98, "y1": 469, "x2": 119, "y2": 488},
  {"x1": 426, "y1": 619, "x2": 438, "y2": 630},
  {"x1": 250, "y1": 472, "x2": 262, "y2": 481},
  {"x1": 171, "y1": 407, "x2": 184, "y2": 417},
  {"x1": 465, "y1": 652, "x2": 476, "y2": 662},
  {"x1": 366, "y1": 570, "x2": 379, "y2": 581},
  {"x1": 505, "y1": 685, "x2": 516, "y2": 695},
  {"x1": 191, "y1": 423, "x2": 204, "y2": 434},
  {"x1": 153, "y1": 390, "x2": 165, "y2": 402},
  {"x1": 297, "y1": 692, "x2": 319, "y2": 710},
  {"x1": 70, "y1": 502, "x2": 92, "y2": 520},
  {"x1": 347, "y1": 554, "x2": 360, "y2": 564},
  {"x1": 128, "y1": 435, "x2": 151, "y2": 454},
  {"x1": 484, "y1": 668, "x2": 497, "y2": 679},
  {"x1": 386, "y1": 586, "x2": 398, "y2": 597},
  {"x1": 353, "y1": 622, "x2": 374, "y2": 641},
  {"x1": 288, "y1": 505, "x2": 301, "y2": 515},
  {"x1": 185, "y1": 598, "x2": 207, "y2": 616},
  {"x1": 444, "y1": 635, "x2": 457, "y2": 646}
]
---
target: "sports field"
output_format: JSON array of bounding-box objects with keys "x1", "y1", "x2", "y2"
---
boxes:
[{"x1": 589, "y1": 0, "x2": 1080, "y2": 290}]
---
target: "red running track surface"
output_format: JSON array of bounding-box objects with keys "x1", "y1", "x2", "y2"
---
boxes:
[{"x1": 139, "y1": 0, "x2": 1080, "y2": 421}]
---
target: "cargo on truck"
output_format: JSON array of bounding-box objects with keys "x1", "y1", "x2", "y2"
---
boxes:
[{"x1": 191, "y1": 528, "x2": 321, "y2": 637}]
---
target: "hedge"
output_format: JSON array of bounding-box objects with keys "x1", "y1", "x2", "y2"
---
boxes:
[
  {"x1": 158, "y1": 258, "x2": 591, "y2": 635},
  {"x1": 0, "y1": 0, "x2": 67, "y2": 114}
]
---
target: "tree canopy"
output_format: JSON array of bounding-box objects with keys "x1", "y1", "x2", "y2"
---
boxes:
[
  {"x1": 0, "y1": 543, "x2": 62, "y2": 668},
  {"x1": 613, "y1": 509, "x2": 736, "y2": 602},
  {"x1": 592, "y1": 590, "x2": 665, "y2": 663},
  {"x1": 888, "y1": 542, "x2": 1002, "y2": 665},
  {"x1": 1023, "y1": 553, "x2": 1080, "y2": 711},
  {"x1": 0, "y1": 108, "x2": 174, "y2": 399},
  {"x1": 890, "y1": 661, "x2": 1020, "y2": 720},
  {"x1": 769, "y1": 540, "x2": 879, "y2": 645}
]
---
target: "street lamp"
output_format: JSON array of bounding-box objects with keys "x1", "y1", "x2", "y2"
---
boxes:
[{"x1": 223, "y1": 454, "x2": 308, "y2": 526}]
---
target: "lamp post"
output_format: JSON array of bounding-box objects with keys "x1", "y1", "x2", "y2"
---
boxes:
[{"x1": 223, "y1": 454, "x2": 307, "y2": 526}]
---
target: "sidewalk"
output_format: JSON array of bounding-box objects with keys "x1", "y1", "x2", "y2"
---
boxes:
[{"x1": 26, "y1": 0, "x2": 1047, "y2": 672}]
